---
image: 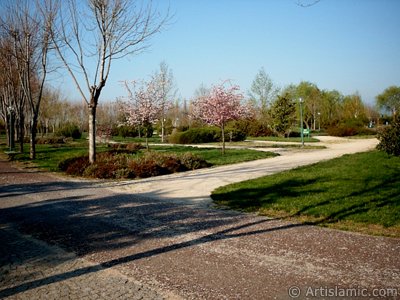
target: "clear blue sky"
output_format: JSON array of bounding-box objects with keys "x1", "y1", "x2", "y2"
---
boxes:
[{"x1": 61, "y1": 0, "x2": 400, "y2": 105}]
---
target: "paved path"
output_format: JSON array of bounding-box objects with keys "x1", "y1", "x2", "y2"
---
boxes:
[{"x1": 1, "y1": 137, "x2": 399, "y2": 299}]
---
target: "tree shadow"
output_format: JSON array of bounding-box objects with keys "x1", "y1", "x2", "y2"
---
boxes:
[
  {"x1": 213, "y1": 172, "x2": 400, "y2": 228},
  {"x1": 0, "y1": 179, "x2": 305, "y2": 297},
  {"x1": 212, "y1": 178, "x2": 322, "y2": 211}
]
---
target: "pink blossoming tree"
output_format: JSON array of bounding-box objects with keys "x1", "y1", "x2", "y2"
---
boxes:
[
  {"x1": 121, "y1": 78, "x2": 164, "y2": 149},
  {"x1": 192, "y1": 81, "x2": 247, "y2": 154}
]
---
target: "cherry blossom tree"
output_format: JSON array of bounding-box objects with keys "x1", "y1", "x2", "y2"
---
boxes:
[
  {"x1": 121, "y1": 78, "x2": 164, "y2": 149},
  {"x1": 192, "y1": 81, "x2": 247, "y2": 154}
]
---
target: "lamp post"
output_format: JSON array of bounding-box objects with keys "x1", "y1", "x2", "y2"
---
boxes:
[{"x1": 299, "y1": 98, "x2": 304, "y2": 147}]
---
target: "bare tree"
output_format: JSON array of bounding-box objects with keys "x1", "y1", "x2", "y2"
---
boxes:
[
  {"x1": 153, "y1": 61, "x2": 175, "y2": 142},
  {"x1": 0, "y1": 0, "x2": 57, "y2": 159},
  {"x1": 51, "y1": 0, "x2": 169, "y2": 163}
]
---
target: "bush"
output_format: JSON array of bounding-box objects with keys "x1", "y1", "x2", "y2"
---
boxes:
[
  {"x1": 58, "y1": 156, "x2": 90, "y2": 176},
  {"x1": 327, "y1": 123, "x2": 377, "y2": 137},
  {"x1": 377, "y1": 116, "x2": 400, "y2": 156},
  {"x1": 180, "y1": 152, "x2": 210, "y2": 170},
  {"x1": 58, "y1": 150, "x2": 209, "y2": 179},
  {"x1": 327, "y1": 125, "x2": 358, "y2": 137},
  {"x1": 169, "y1": 126, "x2": 246, "y2": 144},
  {"x1": 36, "y1": 136, "x2": 65, "y2": 144},
  {"x1": 55, "y1": 124, "x2": 82, "y2": 139},
  {"x1": 232, "y1": 119, "x2": 275, "y2": 137},
  {"x1": 112, "y1": 125, "x2": 138, "y2": 138},
  {"x1": 110, "y1": 142, "x2": 144, "y2": 153}
]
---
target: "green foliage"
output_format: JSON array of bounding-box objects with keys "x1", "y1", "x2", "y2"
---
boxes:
[
  {"x1": 36, "y1": 136, "x2": 66, "y2": 144},
  {"x1": 55, "y1": 123, "x2": 82, "y2": 139},
  {"x1": 231, "y1": 119, "x2": 275, "y2": 137},
  {"x1": 112, "y1": 125, "x2": 138, "y2": 138},
  {"x1": 327, "y1": 121, "x2": 376, "y2": 137},
  {"x1": 168, "y1": 126, "x2": 246, "y2": 144},
  {"x1": 376, "y1": 86, "x2": 400, "y2": 116},
  {"x1": 212, "y1": 151, "x2": 400, "y2": 237},
  {"x1": 377, "y1": 115, "x2": 400, "y2": 156},
  {"x1": 270, "y1": 93, "x2": 296, "y2": 137}
]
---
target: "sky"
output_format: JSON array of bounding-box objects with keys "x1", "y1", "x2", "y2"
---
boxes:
[{"x1": 57, "y1": 0, "x2": 400, "y2": 105}]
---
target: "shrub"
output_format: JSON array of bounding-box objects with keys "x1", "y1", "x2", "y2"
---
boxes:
[
  {"x1": 327, "y1": 123, "x2": 377, "y2": 137},
  {"x1": 127, "y1": 158, "x2": 166, "y2": 178},
  {"x1": 55, "y1": 124, "x2": 82, "y2": 139},
  {"x1": 232, "y1": 119, "x2": 275, "y2": 137},
  {"x1": 179, "y1": 152, "x2": 209, "y2": 170},
  {"x1": 169, "y1": 126, "x2": 246, "y2": 144},
  {"x1": 126, "y1": 143, "x2": 145, "y2": 152},
  {"x1": 377, "y1": 116, "x2": 400, "y2": 156},
  {"x1": 110, "y1": 142, "x2": 144, "y2": 153},
  {"x1": 112, "y1": 125, "x2": 138, "y2": 138},
  {"x1": 36, "y1": 136, "x2": 65, "y2": 144},
  {"x1": 59, "y1": 150, "x2": 210, "y2": 179},
  {"x1": 224, "y1": 127, "x2": 246, "y2": 142},
  {"x1": 58, "y1": 156, "x2": 90, "y2": 176},
  {"x1": 327, "y1": 125, "x2": 358, "y2": 137}
]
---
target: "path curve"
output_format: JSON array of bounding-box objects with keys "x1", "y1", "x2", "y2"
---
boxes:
[{"x1": 107, "y1": 136, "x2": 379, "y2": 206}]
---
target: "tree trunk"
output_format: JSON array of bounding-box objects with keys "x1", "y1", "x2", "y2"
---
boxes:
[
  {"x1": 88, "y1": 105, "x2": 97, "y2": 163},
  {"x1": 18, "y1": 113, "x2": 24, "y2": 153},
  {"x1": 30, "y1": 117, "x2": 37, "y2": 159},
  {"x1": 161, "y1": 118, "x2": 165, "y2": 143},
  {"x1": 221, "y1": 123, "x2": 225, "y2": 155}
]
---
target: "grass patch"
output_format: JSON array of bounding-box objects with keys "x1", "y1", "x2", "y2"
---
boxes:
[
  {"x1": 248, "y1": 136, "x2": 320, "y2": 143},
  {"x1": 3, "y1": 141, "x2": 107, "y2": 171},
  {"x1": 148, "y1": 145, "x2": 277, "y2": 166},
  {"x1": 211, "y1": 150, "x2": 400, "y2": 237},
  {"x1": 111, "y1": 136, "x2": 162, "y2": 143}
]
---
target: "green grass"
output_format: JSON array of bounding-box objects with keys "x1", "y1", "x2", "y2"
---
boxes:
[
  {"x1": 151, "y1": 145, "x2": 277, "y2": 166},
  {"x1": 247, "y1": 136, "x2": 320, "y2": 143},
  {"x1": 1, "y1": 140, "x2": 277, "y2": 172},
  {"x1": 111, "y1": 136, "x2": 162, "y2": 143},
  {"x1": 211, "y1": 150, "x2": 400, "y2": 237}
]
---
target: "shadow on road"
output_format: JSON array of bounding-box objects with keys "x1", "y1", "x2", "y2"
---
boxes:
[{"x1": 0, "y1": 179, "x2": 305, "y2": 298}]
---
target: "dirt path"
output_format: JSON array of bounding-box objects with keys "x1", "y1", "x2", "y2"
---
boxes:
[
  {"x1": 106, "y1": 136, "x2": 379, "y2": 207},
  {"x1": 1, "y1": 137, "x2": 399, "y2": 300}
]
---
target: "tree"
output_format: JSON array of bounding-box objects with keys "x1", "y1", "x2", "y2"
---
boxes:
[
  {"x1": 271, "y1": 93, "x2": 296, "y2": 137},
  {"x1": 121, "y1": 79, "x2": 164, "y2": 149},
  {"x1": 319, "y1": 89, "x2": 343, "y2": 127},
  {"x1": 0, "y1": 0, "x2": 57, "y2": 159},
  {"x1": 342, "y1": 93, "x2": 367, "y2": 125},
  {"x1": 295, "y1": 81, "x2": 321, "y2": 130},
  {"x1": 51, "y1": 0, "x2": 168, "y2": 163},
  {"x1": 248, "y1": 67, "x2": 279, "y2": 119},
  {"x1": 153, "y1": 61, "x2": 175, "y2": 143},
  {"x1": 0, "y1": 35, "x2": 24, "y2": 152},
  {"x1": 191, "y1": 81, "x2": 247, "y2": 154},
  {"x1": 376, "y1": 86, "x2": 400, "y2": 117}
]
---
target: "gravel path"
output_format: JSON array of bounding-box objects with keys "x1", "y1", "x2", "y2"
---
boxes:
[{"x1": 1, "y1": 137, "x2": 399, "y2": 299}]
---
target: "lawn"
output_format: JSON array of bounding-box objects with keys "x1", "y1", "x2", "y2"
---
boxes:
[
  {"x1": 247, "y1": 136, "x2": 320, "y2": 143},
  {"x1": 211, "y1": 150, "x2": 400, "y2": 237}
]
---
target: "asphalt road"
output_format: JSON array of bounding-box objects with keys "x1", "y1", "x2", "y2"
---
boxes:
[{"x1": 1, "y1": 137, "x2": 399, "y2": 299}]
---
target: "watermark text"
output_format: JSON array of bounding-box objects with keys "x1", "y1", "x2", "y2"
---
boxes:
[{"x1": 288, "y1": 285, "x2": 399, "y2": 298}]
